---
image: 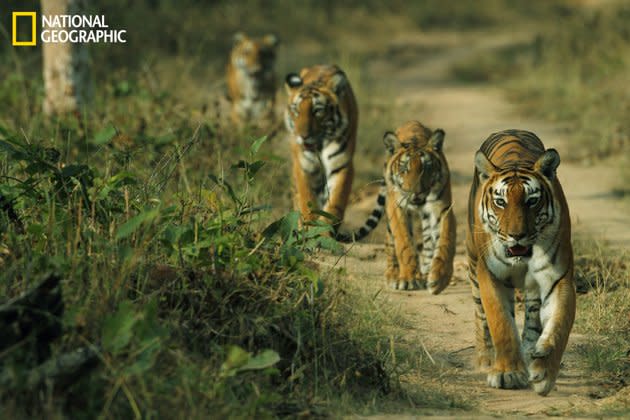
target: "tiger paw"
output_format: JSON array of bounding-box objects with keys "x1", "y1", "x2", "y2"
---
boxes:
[
  {"x1": 528, "y1": 357, "x2": 558, "y2": 396},
  {"x1": 388, "y1": 279, "x2": 422, "y2": 290},
  {"x1": 531, "y1": 342, "x2": 552, "y2": 359},
  {"x1": 427, "y1": 275, "x2": 450, "y2": 295},
  {"x1": 528, "y1": 344, "x2": 558, "y2": 396},
  {"x1": 487, "y1": 369, "x2": 529, "y2": 389}
]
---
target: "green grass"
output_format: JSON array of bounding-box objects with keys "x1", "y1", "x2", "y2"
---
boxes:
[
  {"x1": 573, "y1": 237, "x2": 630, "y2": 399},
  {"x1": 2, "y1": 0, "x2": 627, "y2": 416},
  {"x1": 450, "y1": 4, "x2": 630, "y2": 162},
  {"x1": 0, "y1": 1, "x2": 478, "y2": 416}
]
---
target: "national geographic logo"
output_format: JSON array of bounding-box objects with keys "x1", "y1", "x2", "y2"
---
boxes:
[
  {"x1": 12, "y1": 12, "x2": 36, "y2": 46},
  {"x1": 12, "y1": 11, "x2": 127, "y2": 46}
]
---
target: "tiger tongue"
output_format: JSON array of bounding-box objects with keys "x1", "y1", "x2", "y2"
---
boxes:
[{"x1": 507, "y1": 245, "x2": 532, "y2": 257}]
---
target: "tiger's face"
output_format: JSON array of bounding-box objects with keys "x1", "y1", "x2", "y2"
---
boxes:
[
  {"x1": 384, "y1": 123, "x2": 447, "y2": 208},
  {"x1": 475, "y1": 149, "x2": 560, "y2": 261},
  {"x1": 230, "y1": 33, "x2": 278, "y2": 77},
  {"x1": 284, "y1": 72, "x2": 346, "y2": 151}
]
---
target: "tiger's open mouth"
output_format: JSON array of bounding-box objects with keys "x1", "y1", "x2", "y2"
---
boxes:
[{"x1": 505, "y1": 245, "x2": 533, "y2": 258}]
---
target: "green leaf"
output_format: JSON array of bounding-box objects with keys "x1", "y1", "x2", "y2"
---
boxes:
[
  {"x1": 115, "y1": 208, "x2": 160, "y2": 240},
  {"x1": 237, "y1": 349, "x2": 280, "y2": 372},
  {"x1": 312, "y1": 235, "x2": 343, "y2": 253},
  {"x1": 102, "y1": 301, "x2": 137, "y2": 354},
  {"x1": 221, "y1": 346, "x2": 251, "y2": 375},
  {"x1": 303, "y1": 225, "x2": 332, "y2": 239},
  {"x1": 247, "y1": 160, "x2": 266, "y2": 180},
  {"x1": 309, "y1": 208, "x2": 338, "y2": 222},
  {"x1": 250, "y1": 136, "x2": 268, "y2": 156},
  {"x1": 263, "y1": 211, "x2": 301, "y2": 241},
  {"x1": 92, "y1": 125, "x2": 117, "y2": 145},
  {"x1": 208, "y1": 174, "x2": 241, "y2": 206}
]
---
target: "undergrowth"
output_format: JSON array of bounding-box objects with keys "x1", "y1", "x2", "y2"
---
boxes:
[
  {"x1": 573, "y1": 237, "x2": 630, "y2": 402},
  {"x1": 0, "y1": 12, "x2": 462, "y2": 412},
  {"x1": 450, "y1": 3, "x2": 630, "y2": 161},
  {"x1": 0, "y1": 119, "x2": 401, "y2": 417}
]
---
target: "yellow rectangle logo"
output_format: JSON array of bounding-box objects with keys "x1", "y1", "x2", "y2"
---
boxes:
[{"x1": 12, "y1": 12, "x2": 37, "y2": 46}]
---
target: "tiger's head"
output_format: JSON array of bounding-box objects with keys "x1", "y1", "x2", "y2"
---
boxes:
[
  {"x1": 474, "y1": 148, "x2": 561, "y2": 261},
  {"x1": 230, "y1": 32, "x2": 279, "y2": 77},
  {"x1": 383, "y1": 121, "x2": 448, "y2": 208},
  {"x1": 284, "y1": 67, "x2": 348, "y2": 151}
]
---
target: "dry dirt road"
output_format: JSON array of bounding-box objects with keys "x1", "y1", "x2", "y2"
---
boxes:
[{"x1": 320, "y1": 28, "x2": 629, "y2": 418}]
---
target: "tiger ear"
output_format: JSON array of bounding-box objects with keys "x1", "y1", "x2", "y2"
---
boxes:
[
  {"x1": 263, "y1": 34, "x2": 279, "y2": 48},
  {"x1": 285, "y1": 73, "x2": 303, "y2": 93},
  {"x1": 233, "y1": 32, "x2": 246, "y2": 46},
  {"x1": 534, "y1": 149, "x2": 560, "y2": 180},
  {"x1": 383, "y1": 131, "x2": 399, "y2": 155},
  {"x1": 428, "y1": 129, "x2": 445, "y2": 151},
  {"x1": 329, "y1": 71, "x2": 348, "y2": 96},
  {"x1": 474, "y1": 151, "x2": 497, "y2": 182}
]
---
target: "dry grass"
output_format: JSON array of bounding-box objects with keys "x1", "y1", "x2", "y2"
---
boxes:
[{"x1": 573, "y1": 237, "x2": 630, "y2": 403}]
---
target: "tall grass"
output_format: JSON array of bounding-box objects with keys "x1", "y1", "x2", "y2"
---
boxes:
[
  {"x1": 573, "y1": 237, "x2": 630, "y2": 402},
  {"x1": 451, "y1": 3, "x2": 630, "y2": 161},
  {"x1": 0, "y1": 1, "x2": 475, "y2": 416}
]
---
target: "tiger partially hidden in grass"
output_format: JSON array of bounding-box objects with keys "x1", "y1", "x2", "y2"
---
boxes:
[
  {"x1": 337, "y1": 121, "x2": 456, "y2": 294},
  {"x1": 284, "y1": 64, "x2": 358, "y2": 228},
  {"x1": 226, "y1": 32, "x2": 279, "y2": 127},
  {"x1": 467, "y1": 129, "x2": 575, "y2": 396}
]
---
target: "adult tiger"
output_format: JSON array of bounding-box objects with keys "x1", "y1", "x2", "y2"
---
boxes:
[
  {"x1": 284, "y1": 64, "x2": 357, "y2": 227},
  {"x1": 466, "y1": 129, "x2": 575, "y2": 396},
  {"x1": 226, "y1": 32, "x2": 279, "y2": 127},
  {"x1": 338, "y1": 121, "x2": 455, "y2": 294}
]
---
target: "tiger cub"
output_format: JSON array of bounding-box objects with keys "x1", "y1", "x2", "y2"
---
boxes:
[
  {"x1": 466, "y1": 129, "x2": 575, "y2": 396},
  {"x1": 284, "y1": 64, "x2": 358, "y2": 228},
  {"x1": 226, "y1": 32, "x2": 279, "y2": 127},
  {"x1": 338, "y1": 121, "x2": 456, "y2": 294}
]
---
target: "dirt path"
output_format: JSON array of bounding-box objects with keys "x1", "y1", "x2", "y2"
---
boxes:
[{"x1": 324, "y1": 28, "x2": 629, "y2": 417}]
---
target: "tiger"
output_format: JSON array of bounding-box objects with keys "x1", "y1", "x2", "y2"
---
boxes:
[
  {"x1": 337, "y1": 121, "x2": 456, "y2": 294},
  {"x1": 226, "y1": 32, "x2": 279, "y2": 127},
  {"x1": 284, "y1": 64, "x2": 357, "y2": 228},
  {"x1": 466, "y1": 129, "x2": 575, "y2": 396}
]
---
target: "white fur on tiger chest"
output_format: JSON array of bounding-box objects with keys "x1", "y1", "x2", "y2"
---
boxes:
[{"x1": 234, "y1": 68, "x2": 272, "y2": 120}]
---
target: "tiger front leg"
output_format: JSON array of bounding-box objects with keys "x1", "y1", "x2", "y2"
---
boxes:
[
  {"x1": 426, "y1": 205, "x2": 456, "y2": 295},
  {"x1": 384, "y1": 224, "x2": 400, "y2": 283},
  {"x1": 386, "y1": 194, "x2": 421, "y2": 290},
  {"x1": 468, "y1": 253, "x2": 493, "y2": 369},
  {"x1": 477, "y1": 262, "x2": 528, "y2": 389},
  {"x1": 528, "y1": 272, "x2": 576, "y2": 396},
  {"x1": 291, "y1": 144, "x2": 320, "y2": 223},
  {"x1": 321, "y1": 163, "x2": 354, "y2": 231},
  {"x1": 521, "y1": 286, "x2": 542, "y2": 368}
]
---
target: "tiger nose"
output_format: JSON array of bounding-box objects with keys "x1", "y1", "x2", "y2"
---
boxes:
[{"x1": 509, "y1": 232, "x2": 527, "y2": 241}]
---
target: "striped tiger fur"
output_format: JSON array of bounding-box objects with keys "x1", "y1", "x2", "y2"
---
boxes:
[
  {"x1": 334, "y1": 181, "x2": 386, "y2": 243},
  {"x1": 339, "y1": 121, "x2": 455, "y2": 294},
  {"x1": 466, "y1": 129, "x2": 575, "y2": 396},
  {"x1": 226, "y1": 32, "x2": 279, "y2": 127},
  {"x1": 284, "y1": 64, "x2": 357, "y2": 227}
]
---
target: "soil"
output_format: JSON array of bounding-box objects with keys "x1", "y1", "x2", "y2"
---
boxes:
[{"x1": 317, "y1": 26, "x2": 629, "y2": 418}]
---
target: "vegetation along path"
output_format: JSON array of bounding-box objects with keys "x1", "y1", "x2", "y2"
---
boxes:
[{"x1": 319, "y1": 27, "x2": 629, "y2": 417}]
